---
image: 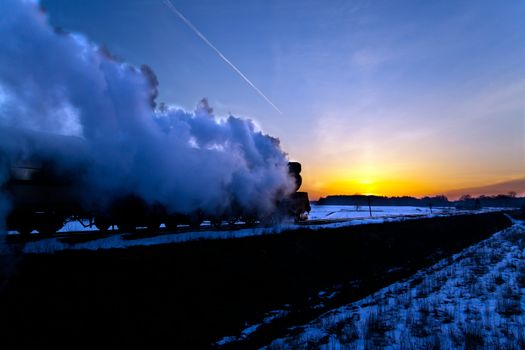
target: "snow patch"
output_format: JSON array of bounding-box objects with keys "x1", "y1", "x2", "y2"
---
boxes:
[{"x1": 262, "y1": 222, "x2": 525, "y2": 349}]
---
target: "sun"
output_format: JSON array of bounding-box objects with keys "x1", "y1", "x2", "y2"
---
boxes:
[
  {"x1": 358, "y1": 178, "x2": 373, "y2": 185},
  {"x1": 356, "y1": 178, "x2": 378, "y2": 196}
]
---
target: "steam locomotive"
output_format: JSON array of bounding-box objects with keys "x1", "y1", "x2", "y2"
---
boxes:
[{"x1": 3, "y1": 157, "x2": 310, "y2": 235}]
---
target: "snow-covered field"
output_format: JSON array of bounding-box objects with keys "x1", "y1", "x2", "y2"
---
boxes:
[
  {"x1": 261, "y1": 216, "x2": 525, "y2": 349},
  {"x1": 308, "y1": 205, "x2": 449, "y2": 220},
  {"x1": 0, "y1": 205, "x2": 506, "y2": 254}
]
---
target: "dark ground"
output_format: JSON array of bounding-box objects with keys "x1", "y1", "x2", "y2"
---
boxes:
[{"x1": 0, "y1": 212, "x2": 512, "y2": 349}]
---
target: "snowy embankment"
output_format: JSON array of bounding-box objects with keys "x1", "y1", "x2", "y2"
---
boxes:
[
  {"x1": 263, "y1": 217, "x2": 525, "y2": 349},
  {"x1": 1, "y1": 205, "x2": 505, "y2": 254}
]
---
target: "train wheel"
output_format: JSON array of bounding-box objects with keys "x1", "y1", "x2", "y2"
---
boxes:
[
  {"x1": 17, "y1": 227, "x2": 32, "y2": 236},
  {"x1": 188, "y1": 212, "x2": 203, "y2": 229},
  {"x1": 189, "y1": 217, "x2": 203, "y2": 229},
  {"x1": 165, "y1": 222, "x2": 178, "y2": 231},
  {"x1": 145, "y1": 221, "x2": 161, "y2": 233},
  {"x1": 35, "y1": 214, "x2": 64, "y2": 235},
  {"x1": 261, "y1": 214, "x2": 280, "y2": 226},
  {"x1": 165, "y1": 216, "x2": 179, "y2": 231},
  {"x1": 94, "y1": 216, "x2": 111, "y2": 232},
  {"x1": 36, "y1": 224, "x2": 60, "y2": 235},
  {"x1": 210, "y1": 217, "x2": 222, "y2": 228},
  {"x1": 295, "y1": 211, "x2": 309, "y2": 223},
  {"x1": 118, "y1": 223, "x2": 136, "y2": 233},
  {"x1": 95, "y1": 223, "x2": 110, "y2": 232},
  {"x1": 243, "y1": 216, "x2": 257, "y2": 225}
]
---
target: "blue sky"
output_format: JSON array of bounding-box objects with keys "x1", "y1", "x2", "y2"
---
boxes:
[{"x1": 40, "y1": 0, "x2": 525, "y2": 198}]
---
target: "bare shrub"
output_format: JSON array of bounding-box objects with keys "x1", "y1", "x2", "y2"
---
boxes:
[
  {"x1": 297, "y1": 334, "x2": 325, "y2": 350},
  {"x1": 505, "y1": 229, "x2": 524, "y2": 246},
  {"x1": 400, "y1": 291, "x2": 413, "y2": 309},
  {"x1": 418, "y1": 300, "x2": 431, "y2": 318},
  {"x1": 501, "y1": 285, "x2": 521, "y2": 301},
  {"x1": 427, "y1": 334, "x2": 442, "y2": 350},
  {"x1": 496, "y1": 297, "x2": 522, "y2": 317},
  {"x1": 410, "y1": 276, "x2": 424, "y2": 288},
  {"x1": 416, "y1": 281, "x2": 432, "y2": 299},
  {"x1": 516, "y1": 265, "x2": 525, "y2": 288},
  {"x1": 447, "y1": 326, "x2": 463, "y2": 348},
  {"x1": 434, "y1": 307, "x2": 454, "y2": 324},
  {"x1": 464, "y1": 326, "x2": 484, "y2": 350},
  {"x1": 470, "y1": 263, "x2": 489, "y2": 277},
  {"x1": 518, "y1": 329, "x2": 525, "y2": 350},
  {"x1": 469, "y1": 279, "x2": 485, "y2": 297},
  {"x1": 488, "y1": 251, "x2": 504, "y2": 264},
  {"x1": 409, "y1": 319, "x2": 430, "y2": 338},
  {"x1": 505, "y1": 260, "x2": 518, "y2": 272},
  {"x1": 266, "y1": 340, "x2": 289, "y2": 350},
  {"x1": 494, "y1": 274, "x2": 505, "y2": 286},
  {"x1": 363, "y1": 310, "x2": 390, "y2": 342},
  {"x1": 517, "y1": 237, "x2": 525, "y2": 250},
  {"x1": 399, "y1": 330, "x2": 417, "y2": 350},
  {"x1": 486, "y1": 277, "x2": 497, "y2": 293},
  {"x1": 329, "y1": 320, "x2": 359, "y2": 345},
  {"x1": 321, "y1": 314, "x2": 343, "y2": 329}
]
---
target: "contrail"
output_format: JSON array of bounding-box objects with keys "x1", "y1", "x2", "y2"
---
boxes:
[{"x1": 162, "y1": 0, "x2": 282, "y2": 114}]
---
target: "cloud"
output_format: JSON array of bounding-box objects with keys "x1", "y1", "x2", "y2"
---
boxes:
[{"x1": 444, "y1": 178, "x2": 525, "y2": 199}]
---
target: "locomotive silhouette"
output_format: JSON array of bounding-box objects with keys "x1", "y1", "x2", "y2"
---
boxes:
[{"x1": 3, "y1": 146, "x2": 310, "y2": 235}]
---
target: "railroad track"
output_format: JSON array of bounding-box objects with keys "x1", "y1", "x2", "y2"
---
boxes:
[
  {"x1": 4, "y1": 215, "x2": 436, "y2": 246},
  {"x1": 3, "y1": 221, "x2": 289, "y2": 245}
]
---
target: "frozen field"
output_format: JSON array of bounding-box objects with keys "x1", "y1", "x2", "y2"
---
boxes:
[
  {"x1": 309, "y1": 205, "x2": 451, "y2": 220},
  {"x1": 1, "y1": 205, "x2": 506, "y2": 254},
  {"x1": 261, "y1": 216, "x2": 525, "y2": 349}
]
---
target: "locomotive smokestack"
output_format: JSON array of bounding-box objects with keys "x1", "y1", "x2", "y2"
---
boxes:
[{"x1": 288, "y1": 162, "x2": 303, "y2": 192}]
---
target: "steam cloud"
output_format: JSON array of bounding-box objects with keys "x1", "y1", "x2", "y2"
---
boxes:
[{"x1": 0, "y1": 0, "x2": 294, "y2": 228}]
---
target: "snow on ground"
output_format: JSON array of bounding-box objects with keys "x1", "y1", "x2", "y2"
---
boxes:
[
  {"x1": 308, "y1": 205, "x2": 445, "y2": 220},
  {"x1": 262, "y1": 217, "x2": 525, "y2": 350},
  {"x1": 0, "y1": 205, "x2": 506, "y2": 254}
]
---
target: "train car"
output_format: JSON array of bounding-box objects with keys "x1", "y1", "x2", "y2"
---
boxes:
[{"x1": 2, "y1": 155, "x2": 310, "y2": 235}]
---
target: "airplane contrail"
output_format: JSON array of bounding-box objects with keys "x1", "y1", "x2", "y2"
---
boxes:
[{"x1": 162, "y1": 0, "x2": 282, "y2": 114}]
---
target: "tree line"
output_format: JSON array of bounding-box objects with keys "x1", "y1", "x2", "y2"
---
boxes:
[{"x1": 317, "y1": 193, "x2": 524, "y2": 209}]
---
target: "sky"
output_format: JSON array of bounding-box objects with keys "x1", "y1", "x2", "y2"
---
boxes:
[{"x1": 40, "y1": 0, "x2": 525, "y2": 199}]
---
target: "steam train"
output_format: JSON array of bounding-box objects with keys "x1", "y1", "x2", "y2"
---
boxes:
[{"x1": 3, "y1": 157, "x2": 310, "y2": 235}]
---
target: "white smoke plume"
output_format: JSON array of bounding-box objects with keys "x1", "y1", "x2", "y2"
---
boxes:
[{"x1": 0, "y1": 0, "x2": 295, "y2": 228}]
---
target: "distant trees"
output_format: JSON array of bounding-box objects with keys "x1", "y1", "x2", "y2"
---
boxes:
[
  {"x1": 319, "y1": 195, "x2": 452, "y2": 207},
  {"x1": 455, "y1": 193, "x2": 524, "y2": 209},
  {"x1": 317, "y1": 193, "x2": 524, "y2": 208},
  {"x1": 457, "y1": 195, "x2": 482, "y2": 210}
]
